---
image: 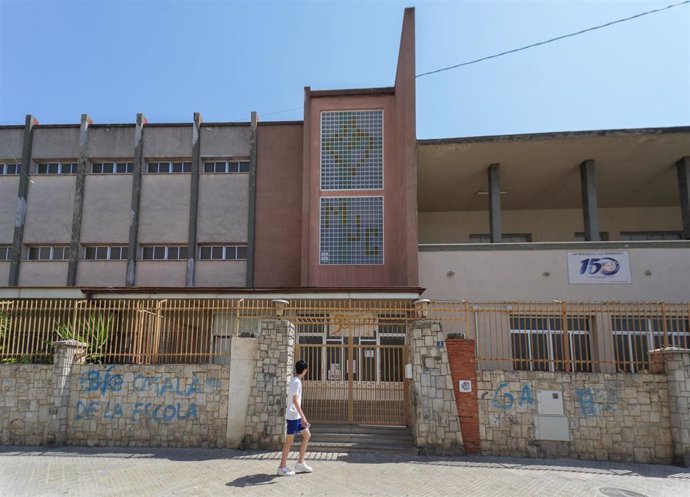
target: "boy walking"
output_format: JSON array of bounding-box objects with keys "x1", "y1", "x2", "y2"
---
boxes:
[{"x1": 277, "y1": 360, "x2": 312, "y2": 476}]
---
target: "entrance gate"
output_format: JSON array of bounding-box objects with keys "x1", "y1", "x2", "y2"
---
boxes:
[{"x1": 295, "y1": 315, "x2": 408, "y2": 426}]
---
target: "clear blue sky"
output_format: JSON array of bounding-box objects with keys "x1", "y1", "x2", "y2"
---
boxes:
[{"x1": 0, "y1": 0, "x2": 688, "y2": 138}]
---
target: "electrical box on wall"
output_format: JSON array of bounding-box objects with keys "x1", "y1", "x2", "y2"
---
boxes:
[{"x1": 534, "y1": 389, "x2": 570, "y2": 442}]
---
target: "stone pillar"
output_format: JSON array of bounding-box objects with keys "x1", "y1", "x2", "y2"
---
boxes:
[
  {"x1": 227, "y1": 335, "x2": 259, "y2": 447},
  {"x1": 649, "y1": 348, "x2": 690, "y2": 466},
  {"x1": 67, "y1": 114, "x2": 92, "y2": 287},
  {"x1": 241, "y1": 319, "x2": 295, "y2": 449},
  {"x1": 446, "y1": 334, "x2": 480, "y2": 454},
  {"x1": 51, "y1": 340, "x2": 87, "y2": 445},
  {"x1": 246, "y1": 111, "x2": 258, "y2": 288},
  {"x1": 580, "y1": 159, "x2": 600, "y2": 241},
  {"x1": 409, "y1": 320, "x2": 464, "y2": 454},
  {"x1": 126, "y1": 113, "x2": 146, "y2": 287},
  {"x1": 488, "y1": 163, "x2": 502, "y2": 243},
  {"x1": 186, "y1": 112, "x2": 202, "y2": 287}
]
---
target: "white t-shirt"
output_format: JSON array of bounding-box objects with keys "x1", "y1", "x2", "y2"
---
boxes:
[{"x1": 286, "y1": 376, "x2": 302, "y2": 421}]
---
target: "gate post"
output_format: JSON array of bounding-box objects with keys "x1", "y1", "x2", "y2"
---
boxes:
[
  {"x1": 241, "y1": 319, "x2": 295, "y2": 449},
  {"x1": 409, "y1": 319, "x2": 464, "y2": 454}
]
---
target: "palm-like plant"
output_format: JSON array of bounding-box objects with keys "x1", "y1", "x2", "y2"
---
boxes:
[
  {"x1": 55, "y1": 312, "x2": 112, "y2": 363},
  {"x1": 0, "y1": 311, "x2": 10, "y2": 353}
]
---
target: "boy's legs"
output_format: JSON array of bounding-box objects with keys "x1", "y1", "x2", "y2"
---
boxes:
[
  {"x1": 280, "y1": 434, "x2": 294, "y2": 468},
  {"x1": 298, "y1": 427, "x2": 311, "y2": 463}
]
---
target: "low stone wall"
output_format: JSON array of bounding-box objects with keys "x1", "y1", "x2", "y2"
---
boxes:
[
  {"x1": 477, "y1": 371, "x2": 673, "y2": 463},
  {"x1": 0, "y1": 365, "x2": 54, "y2": 445},
  {"x1": 68, "y1": 364, "x2": 229, "y2": 448}
]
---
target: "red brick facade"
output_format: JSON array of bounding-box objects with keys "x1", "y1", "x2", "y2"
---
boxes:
[{"x1": 446, "y1": 337, "x2": 481, "y2": 454}]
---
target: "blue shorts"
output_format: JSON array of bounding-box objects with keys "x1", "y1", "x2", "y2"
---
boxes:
[{"x1": 286, "y1": 418, "x2": 306, "y2": 435}]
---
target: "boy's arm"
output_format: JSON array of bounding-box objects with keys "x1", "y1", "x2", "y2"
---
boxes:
[{"x1": 292, "y1": 395, "x2": 309, "y2": 426}]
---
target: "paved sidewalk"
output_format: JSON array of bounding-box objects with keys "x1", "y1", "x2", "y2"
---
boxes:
[{"x1": 1, "y1": 447, "x2": 689, "y2": 497}]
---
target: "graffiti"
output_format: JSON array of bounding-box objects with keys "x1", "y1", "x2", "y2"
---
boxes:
[
  {"x1": 575, "y1": 387, "x2": 618, "y2": 417},
  {"x1": 492, "y1": 382, "x2": 534, "y2": 410},
  {"x1": 74, "y1": 367, "x2": 222, "y2": 423}
]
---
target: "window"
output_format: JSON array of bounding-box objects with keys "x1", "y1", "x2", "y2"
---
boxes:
[
  {"x1": 202, "y1": 160, "x2": 250, "y2": 173},
  {"x1": 145, "y1": 161, "x2": 192, "y2": 174},
  {"x1": 141, "y1": 245, "x2": 188, "y2": 260},
  {"x1": 320, "y1": 196, "x2": 383, "y2": 265},
  {"x1": 510, "y1": 316, "x2": 592, "y2": 372},
  {"x1": 612, "y1": 316, "x2": 690, "y2": 372},
  {"x1": 0, "y1": 245, "x2": 12, "y2": 260},
  {"x1": 574, "y1": 232, "x2": 610, "y2": 241},
  {"x1": 469, "y1": 233, "x2": 532, "y2": 243},
  {"x1": 321, "y1": 110, "x2": 383, "y2": 190},
  {"x1": 83, "y1": 245, "x2": 128, "y2": 260},
  {"x1": 26, "y1": 245, "x2": 69, "y2": 260},
  {"x1": 198, "y1": 244, "x2": 247, "y2": 260},
  {"x1": 36, "y1": 161, "x2": 78, "y2": 175},
  {"x1": 620, "y1": 231, "x2": 682, "y2": 241},
  {"x1": 90, "y1": 162, "x2": 133, "y2": 174},
  {"x1": 0, "y1": 163, "x2": 20, "y2": 175}
]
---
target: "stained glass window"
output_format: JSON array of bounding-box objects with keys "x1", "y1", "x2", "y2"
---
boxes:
[{"x1": 320, "y1": 197, "x2": 383, "y2": 265}]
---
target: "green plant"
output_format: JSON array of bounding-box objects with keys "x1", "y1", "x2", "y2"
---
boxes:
[
  {"x1": 0, "y1": 310, "x2": 10, "y2": 356},
  {"x1": 55, "y1": 312, "x2": 112, "y2": 363}
]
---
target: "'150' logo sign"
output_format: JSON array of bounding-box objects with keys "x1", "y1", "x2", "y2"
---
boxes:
[{"x1": 579, "y1": 257, "x2": 620, "y2": 276}]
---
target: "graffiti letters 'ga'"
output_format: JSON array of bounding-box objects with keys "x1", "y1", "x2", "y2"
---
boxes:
[{"x1": 492, "y1": 382, "x2": 534, "y2": 410}]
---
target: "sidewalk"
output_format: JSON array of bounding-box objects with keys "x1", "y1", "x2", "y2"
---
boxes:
[{"x1": 1, "y1": 447, "x2": 688, "y2": 497}]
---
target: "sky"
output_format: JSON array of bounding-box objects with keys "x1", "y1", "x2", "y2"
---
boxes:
[{"x1": 0, "y1": 0, "x2": 688, "y2": 138}]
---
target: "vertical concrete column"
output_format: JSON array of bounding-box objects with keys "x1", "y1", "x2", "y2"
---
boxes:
[
  {"x1": 241, "y1": 319, "x2": 295, "y2": 449},
  {"x1": 677, "y1": 157, "x2": 690, "y2": 240},
  {"x1": 245, "y1": 111, "x2": 258, "y2": 288},
  {"x1": 67, "y1": 114, "x2": 92, "y2": 287},
  {"x1": 650, "y1": 348, "x2": 690, "y2": 466},
  {"x1": 446, "y1": 334, "x2": 480, "y2": 454},
  {"x1": 186, "y1": 112, "x2": 202, "y2": 287},
  {"x1": 126, "y1": 113, "x2": 146, "y2": 287},
  {"x1": 488, "y1": 163, "x2": 502, "y2": 243},
  {"x1": 226, "y1": 335, "x2": 259, "y2": 447},
  {"x1": 409, "y1": 320, "x2": 464, "y2": 454},
  {"x1": 8, "y1": 114, "x2": 38, "y2": 286},
  {"x1": 51, "y1": 339, "x2": 87, "y2": 445},
  {"x1": 580, "y1": 159, "x2": 600, "y2": 242}
]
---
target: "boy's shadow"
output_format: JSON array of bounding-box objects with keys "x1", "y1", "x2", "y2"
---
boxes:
[{"x1": 226, "y1": 473, "x2": 278, "y2": 487}]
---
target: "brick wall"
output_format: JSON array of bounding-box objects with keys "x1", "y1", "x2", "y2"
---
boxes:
[{"x1": 446, "y1": 337, "x2": 480, "y2": 454}]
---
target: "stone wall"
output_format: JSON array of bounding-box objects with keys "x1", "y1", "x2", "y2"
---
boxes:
[
  {"x1": 409, "y1": 320, "x2": 463, "y2": 454},
  {"x1": 477, "y1": 371, "x2": 673, "y2": 464},
  {"x1": 67, "y1": 364, "x2": 229, "y2": 447},
  {"x1": 242, "y1": 319, "x2": 295, "y2": 449},
  {"x1": 0, "y1": 365, "x2": 54, "y2": 445}
]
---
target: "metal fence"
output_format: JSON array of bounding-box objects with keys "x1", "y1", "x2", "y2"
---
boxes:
[{"x1": 0, "y1": 298, "x2": 688, "y2": 373}]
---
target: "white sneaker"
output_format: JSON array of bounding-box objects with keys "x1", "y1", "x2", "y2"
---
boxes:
[
  {"x1": 295, "y1": 461, "x2": 313, "y2": 473},
  {"x1": 276, "y1": 466, "x2": 295, "y2": 476}
]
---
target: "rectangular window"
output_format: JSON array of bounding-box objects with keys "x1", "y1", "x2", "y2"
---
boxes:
[
  {"x1": 469, "y1": 233, "x2": 533, "y2": 243},
  {"x1": 83, "y1": 245, "x2": 128, "y2": 260},
  {"x1": 36, "y1": 161, "x2": 78, "y2": 175},
  {"x1": 197, "y1": 244, "x2": 247, "y2": 260},
  {"x1": 510, "y1": 316, "x2": 592, "y2": 372},
  {"x1": 145, "y1": 161, "x2": 192, "y2": 174},
  {"x1": 612, "y1": 316, "x2": 690, "y2": 372},
  {"x1": 0, "y1": 245, "x2": 12, "y2": 260},
  {"x1": 320, "y1": 196, "x2": 383, "y2": 265},
  {"x1": 202, "y1": 160, "x2": 250, "y2": 174},
  {"x1": 140, "y1": 245, "x2": 188, "y2": 260},
  {"x1": 574, "y1": 231, "x2": 610, "y2": 241},
  {"x1": 90, "y1": 162, "x2": 133, "y2": 174},
  {"x1": 320, "y1": 110, "x2": 383, "y2": 190},
  {"x1": 0, "y1": 163, "x2": 21, "y2": 175},
  {"x1": 620, "y1": 231, "x2": 682, "y2": 241},
  {"x1": 26, "y1": 245, "x2": 69, "y2": 260}
]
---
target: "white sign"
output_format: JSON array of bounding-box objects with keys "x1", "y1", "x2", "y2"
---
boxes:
[
  {"x1": 459, "y1": 380, "x2": 472, "y2": 393},
  {"x1": 567, "y1": 251, "x2": 632, "y2": 284}
]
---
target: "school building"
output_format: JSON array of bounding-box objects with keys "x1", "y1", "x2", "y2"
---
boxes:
[{"x1": 1, "y1": 8, "x2": 690, "y2": 465}]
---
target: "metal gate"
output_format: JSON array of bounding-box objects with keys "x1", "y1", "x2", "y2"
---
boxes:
[{"x1": 295, "y1": 315, "x2": 408, "y2": 426}]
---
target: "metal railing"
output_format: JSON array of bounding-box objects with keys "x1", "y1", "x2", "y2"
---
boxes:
[{"x1": 0, "y1": 298, "x2": 687, "y2": 372}]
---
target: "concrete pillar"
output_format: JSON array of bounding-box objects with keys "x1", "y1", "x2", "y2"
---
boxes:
[
  {"x1": 245, "y1": 111, "x2": 258, "y2": 288},
  {"x1": 677, "y1": 157, "x2": 690, "y2": 240},
  {"x1": 126, "y1": 113, "x2": 146, "y2": 287},
  {"x1": 241, "y1": 319, "x2": 295, "y2": 449},
  {"x1": 409, "y1": 320, "x2": 464, "y2": 454},
  {"x1": 580, "y1": 159, "x2": 600, "y2": 242},
  {"x1": 226, "y1": 335, "x2": 259, "y2": 447},
  {"x1": 67, "y1": 114, "x2": 92, "y2": 286},
  {"x1": 8, "y1": 114, "x2": 38, "y2": 286},
  {"x1": 51, "y1": 339, "x2": 87, "y2": 445},
  {"x1": 186, "y1": 112, "x2": 202, "y2": 287},
  {"x1": 649, "y1": 348, "x2": 690, "y2": 466},
  {"x1": 488, "y1": 163, "x2": 502, "y2": 243}
]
